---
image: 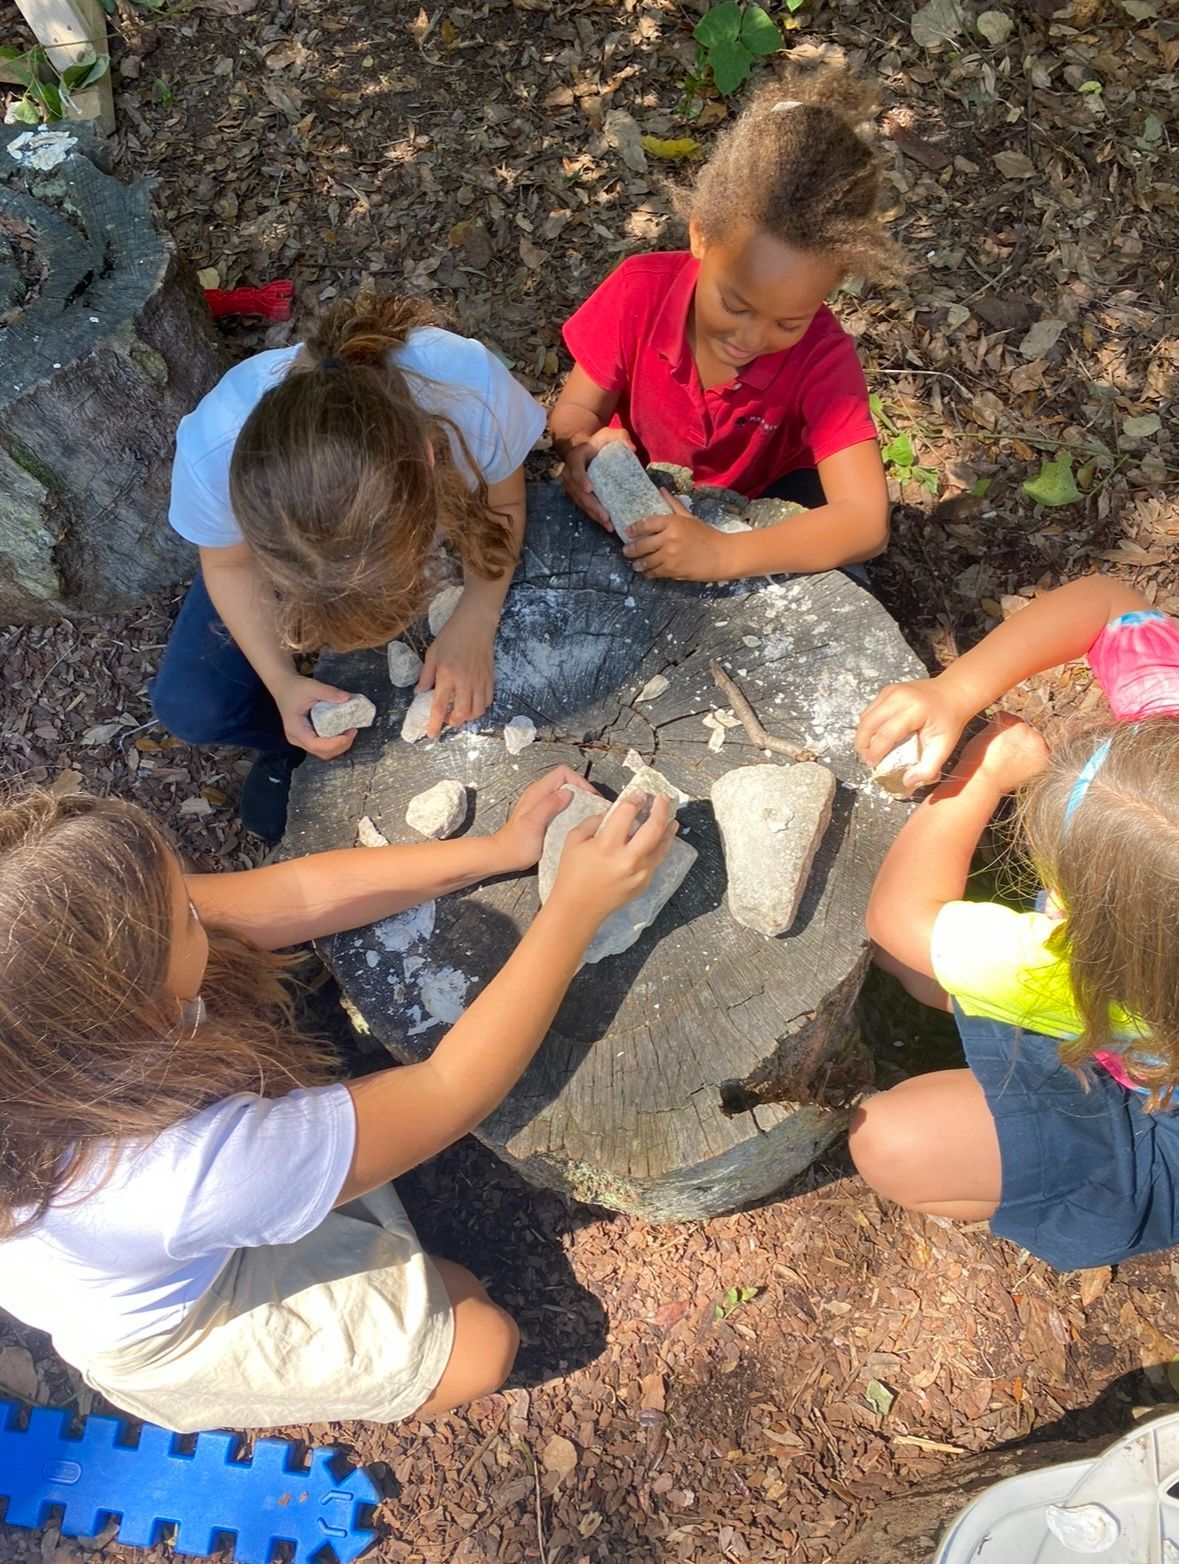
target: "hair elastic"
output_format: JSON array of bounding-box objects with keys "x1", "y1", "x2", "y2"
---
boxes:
[
  {"x1": 771, "y1": 99, "x2": 804, "y2": 113},
  {"x1": 320, "y1": 355, "x2": 346, "y2": 370},
  {"x1": 1062, "y1": 737, "x2": 1112, "y2": 828}
]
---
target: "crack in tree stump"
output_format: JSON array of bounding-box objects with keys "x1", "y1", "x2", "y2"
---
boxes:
[
  {"x1": 0, "y1": 124, "x2": 226, "y2": 621},
  {"x1": 284, "y1": 483, "x2": 925, "y2": 1222}
]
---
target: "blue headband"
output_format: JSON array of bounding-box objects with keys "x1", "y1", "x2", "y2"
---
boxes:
[{"x1": 1063, "y1": 738, "x2": 1112, "y2": 827}]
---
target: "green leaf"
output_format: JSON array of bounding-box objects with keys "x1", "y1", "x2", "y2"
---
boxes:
[
  {"x1": 969, "y1": 476, "x2": 991, "y2": 498},
  {"x1": 709, "y1": 39, "x2": 753, "y2": 96},
  {"x1": 1023, "y1": 453, "x2": 1081, "y2": 507},
  {"x1": 61, "y1": 54, "x2": 109, "y2": 90},
  {"x1": 694, "y1": 1, "x2": 743, "y2": 48},
  {"x1": 0, "y1": 45, "x2": 26, "y2": 60},
  {"x1": 1078, "y1": 79, "x2": 1103, "y2": 94},
  {"x1": 914, "y1": 465, "x2": 940, "y2": 494},
  {"x1": 152, "y1": 76, "x2": 173, "y2": 108},
  {"x1": 36, "y1": 80, "x2": 62, "y2": 119},
  {"x1": 865, "y1": 1379, "x2": 895, "y2": 1416},
  {"x1": 784, "y1": 0, "x2": 807, "y2": 11},
  {"x1": 1142, "y1": 114, "x2": 1162, "y2": 143},
  {"x1": 740, "y1": 5, "x2": 782, "y2": 56},
  {"x1": 7, "y1": 96, "x2": 40, "y2": 124},
  {"x1": 882, "y1": 432, "x2": 916, "y2": 470}
]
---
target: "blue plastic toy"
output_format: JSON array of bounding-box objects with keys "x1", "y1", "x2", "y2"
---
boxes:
[{"x1": 0, "y1": 1400, "x2": 379, "y2": 1561}]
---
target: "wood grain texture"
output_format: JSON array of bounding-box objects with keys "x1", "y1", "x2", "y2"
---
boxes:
[{"x1": 286, "y1": 484, "x2": 924, "y2": 1221}]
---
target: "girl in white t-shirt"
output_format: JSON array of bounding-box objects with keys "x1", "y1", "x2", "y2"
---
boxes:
[
  {"x1": 0, "y1": 773, "x2": 674, "y2": 1432},
  {"x1": 152, "y1": 294, "x2": 546, "y2": 838}
]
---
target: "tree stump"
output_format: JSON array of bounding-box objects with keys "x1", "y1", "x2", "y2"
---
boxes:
[
  {"x1": 285, "y1": 483, "x2": 925, "y2": 1222},
  {"x1": 0, "y1": 124, "x2": 226, "y2": 622}
]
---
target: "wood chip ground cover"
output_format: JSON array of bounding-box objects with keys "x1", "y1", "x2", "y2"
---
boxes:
[{"x1": 0, "y1": 0, "x2": 1177, "y2": 1559}]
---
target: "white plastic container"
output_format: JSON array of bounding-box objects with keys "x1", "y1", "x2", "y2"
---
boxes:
[{"x1": 934, "y1": 1411, "x2": 1179, "y2": 1562}]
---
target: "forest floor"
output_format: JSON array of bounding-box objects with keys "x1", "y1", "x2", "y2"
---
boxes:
[{"x1": 1, "y1": 0, "x2": 1178, "y2": 1560}]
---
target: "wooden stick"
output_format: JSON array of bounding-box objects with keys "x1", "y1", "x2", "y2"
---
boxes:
[{"x1": 709, "y1": 660, "x2": 815, "y2": 763}]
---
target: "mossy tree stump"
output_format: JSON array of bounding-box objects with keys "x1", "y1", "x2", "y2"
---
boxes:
[
  {"x1": 0, "y1": 124, "x2": 225, "y2": 622},
  {"x1": 285, "y1": 483, "x2": 924, "y2": 1222}
]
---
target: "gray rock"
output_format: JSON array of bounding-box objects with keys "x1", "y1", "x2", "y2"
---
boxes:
[
  {"x1": 539, "y1": 783, "x2": 697, "y2": 963},
  {"x1": 870, "y1": 734, "x2": 921, "y2": 798},
  {"x1": 309, "y1": 692, "x2": 376, "y2": 738},
  {"x1": 387, "y1": 639, "x2": 423, "y2": 688},
  {"x1": 636, "y1": 673, "x2": 669, "y2": 703},
  {"x1": 503, "y1": 715, "x2": 536, "y2": 755},
  {"x1": 406, "y1": 779, "x2": 468, "y2": 839},
  {"x1": 356, "y1": 815, "x2": 389, "y2": 847},
  {"x1": 400, "y1": 689, "x2": 436, "y2": 743},
  {"x1": 587, "y1": 444, "x2": 673, "y2": 542},
  {"x1": 604, "y1": 765, "x2": 690, "y2": 822},
  {"x1": 712, "y1": 762, "x2": 836, "y2": 937},
  {"x1": 428, "y1": 583, "x2": 464, "y2": 635}
]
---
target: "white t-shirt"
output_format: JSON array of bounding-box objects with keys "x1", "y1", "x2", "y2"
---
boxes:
[
  {"x1": 169, "y1": 326, "x2": 546, "y2": 550},
  {"x1": 0, "y1": 1084, "x2": 356, "y2": 1363}
]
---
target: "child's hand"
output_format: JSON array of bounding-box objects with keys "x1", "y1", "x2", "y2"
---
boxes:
[
  {"x1": 417, "y1": 597, "x2": 497, "y2": 739},
  {"x1": 493, "y1": 768, "x2": 599, "y2": 872},
  {"x1": 548, "y1": 792, "x2": 677, "y2": 928},
  {"x1": 624, "y1": 494, "x2": 728, "y2": 582},
  {"x1": 561, "y1": 428, "x2": 635, "y2": 531},
  {"x1": 856, "y1": 677, "x2": 976, "y2": 789},
  {"x1": 272, "y1": 674, "x2": 359, "y2": 760},
  {"x1": 961, "y1": 714, "x2": 1050, "y2": 793}
]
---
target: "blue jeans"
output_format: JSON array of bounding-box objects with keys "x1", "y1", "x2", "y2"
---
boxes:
[{"x1": 150, "y1": 571, "x2": 292, "y2": 753}]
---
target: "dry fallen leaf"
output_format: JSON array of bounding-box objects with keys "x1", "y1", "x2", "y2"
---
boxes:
[
  {"x1": 992, "y1": 149, "x2": 1037, "y2": 179},
  {"x1": 0, "y1": 1344, "x2": 39, "y2": 1401},
  {"x1": 541, "y1": 1433, "x2": 578, "y2": 1483}
]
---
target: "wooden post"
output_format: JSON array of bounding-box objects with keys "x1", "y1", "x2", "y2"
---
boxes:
[{"x1": 13, "y1": 0, "x2": 115, "y2": 134}]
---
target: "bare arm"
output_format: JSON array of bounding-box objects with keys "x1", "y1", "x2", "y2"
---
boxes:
[
  {"x1": 549, "y1": 364, "x2": 630, "y2": 529},
  {"x1": 338, "y1": 793, "x2": 677, "y2": 1196},
  {"x1": 199, "y1": 542, "x2": 354, "y2": 760},
  {"x1": 857, "y1": 576, "x2": 1150, "y2": 785}
]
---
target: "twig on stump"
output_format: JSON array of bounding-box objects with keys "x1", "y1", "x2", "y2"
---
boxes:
[{"x1": 710, "y1": 660, "x2": 815, "y2": 762}]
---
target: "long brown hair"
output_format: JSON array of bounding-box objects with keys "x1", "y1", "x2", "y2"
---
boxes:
[
  {"x1": 1019, "y1": 719, "x2": 1179, "y2": 1104},
  {"x1": 681, "y1": 55, "x2": 903, "y2": 282},
  {"x1": 229, "y1": 294, "x2": 520, "y2": 653},
  {"x1": 0, "y1": 790, "x2": 335, "y2": 1234}
]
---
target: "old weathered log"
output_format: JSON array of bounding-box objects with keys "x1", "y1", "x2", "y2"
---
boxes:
[
  {"x1": 0, "y1": 123, "x2": 225, "y2": 622},
  {"x1": 284, "y1": 482, "x2": 924, "y2": 1221}
]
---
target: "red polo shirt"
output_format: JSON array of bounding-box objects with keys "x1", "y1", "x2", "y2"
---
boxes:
[{"x1": 562, "y1": 251, "x2": 876, "y2": 498}]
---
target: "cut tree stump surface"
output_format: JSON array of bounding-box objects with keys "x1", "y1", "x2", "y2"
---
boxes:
[{"x1": 285, "y1": 483, "x2": 924, "y2": 1221}]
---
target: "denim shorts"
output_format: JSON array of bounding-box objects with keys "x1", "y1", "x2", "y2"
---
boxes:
[{"x1": 957, "y1": 1005, "x2": 1179, "y2": 1270}]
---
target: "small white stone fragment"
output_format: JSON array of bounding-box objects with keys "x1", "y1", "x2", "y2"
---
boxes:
[
  {"x1": 503, "y1": 715, "x2": 537, "y2": 755},
  {"x1": 715, "y1": 708, "x2": 742, "y2": 728},
  {"x1": 387, "y1": 640, "x2": 422, "y2": 688},
  {"x1": 365, "y1": 949, "x2": 379, "y2": 968},
  {"x1": 742, "y1": 635, "x2": 761, "y2": 648},
  {"x1": 712, "y1": 762, "x2": 836, "y2": 937},
  {"x1": 428, "y1": 583, "x2": 464, "y2": 635},
  {"x1": 309, "y1": 693, "x2": 376, "y2": 738},
  {"x1": 606, "y1": 765, "x2": 690, "y2": 818},
  {"x1": 419, "y1": 966, "x2": 469, "y2": 1024},
  {"x1": 702, "y1": 712, "x2": 726, "y2": 751},
  {"x1": 374, "y1": 900, "x2": 435, "y2": 952},
  {"x1": 357, "y1": 815, "x2": 389, "y2": 848},
  {"x1": 401, "y1": 690, "x2": 436, "y2": 743},
  {"x1": 870, "y1": 734, "x2": 921, "y2": 799},
  {"x1": 406, "y1": 780, "x2": 468, "y2": 839},
  {"x1": 636, "y1": 673, "x2": 669, "y2": 703},
  {"x1": 623, "y1": 749, "x2": 646, "y2": 773},
  {"x1": 587, "y1": 443, "x2": 674, "y2": 542}
]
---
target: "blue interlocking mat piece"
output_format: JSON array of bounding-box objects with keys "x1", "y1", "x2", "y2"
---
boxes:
[{"x1": 0, "y1": 1400, "x2": 379, "y2": 1561}]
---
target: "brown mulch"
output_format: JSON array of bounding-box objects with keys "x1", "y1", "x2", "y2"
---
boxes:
[{"x1": 1, "y1": 0, "x2": 1179, "y2": 1560}]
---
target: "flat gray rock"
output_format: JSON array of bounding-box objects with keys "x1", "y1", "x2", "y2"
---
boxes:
[
  {"x1": 538, "y1": 783, "x2": 697, "y2": 964},
  {"x1": 387, "y1": 640, "x2": 423, "y2": 688},
  {"x1": 406, "y1": 779, "x2": 468, "y2": 839},
  {"x1": 309, "y1": 692, "x2": 375, "y2": 738},
  {"x1": 587, "y1": 444, "x2": 673, "y2": 542},
  {"x1": 712, "y1": 762, "x2": 836, "y2": 937},
  {"x1": 870, "y1": 734, "x2": 921, "y2": 798}
]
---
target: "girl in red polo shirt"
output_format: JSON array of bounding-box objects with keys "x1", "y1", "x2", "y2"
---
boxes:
[{"x1": 550, "y1": 60, "x2": 903, "y2": 582}]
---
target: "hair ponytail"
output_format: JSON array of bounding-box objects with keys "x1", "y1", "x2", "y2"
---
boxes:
[{"x1": 230, "y1": 293, "x2": 519, "y2": 654}]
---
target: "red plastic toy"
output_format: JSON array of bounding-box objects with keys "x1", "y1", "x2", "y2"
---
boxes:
[{"x1": 203, "y1": 280, "x2": 294, "y2": 322}]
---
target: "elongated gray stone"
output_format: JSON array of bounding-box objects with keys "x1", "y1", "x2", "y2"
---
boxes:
[
  {"x1": 538, "y1": 783, "x2": 697, "y2": 963},
  {"x1": 712, "y1": 762, "x2": 836, "y2": 937},
  {"x1": 387, "y1": 639, "x2": 422, "y2": 688},
  {"x1": 587, "y1": 444, "x2": 674, "y2": 542},
  {"x1": 870, "y1": 734, "x2": 921, "y2": 798},
  {"x1": 406, "y1": 780, "x2": 468, "y2": 839},
  {"x1": 428, "y1": 583, "x2": 464, "y2": 635},
  {"x1": 356, "y1": 815, "x2": 389, "y2": 847},
  {"x1": 309, "y1": 692, "x2": 375, "y2": 738},
  {"x1": 400, "y1": 689, "x2": 436, "y2": 743}
]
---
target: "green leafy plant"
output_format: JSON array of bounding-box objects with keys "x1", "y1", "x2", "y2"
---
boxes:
[
  {"x1": 880, "y1": 431, "x2": 939, "y2": 494},
  {"x1": 714, "y1": 1284, "x2": 759, "y2": 1320},
  {"x1": 692, "y1": 2, "x2": 782, "y2": 97},
  {"x1": 1023, "y1": 452, "x2": 1082, "y2": 507},
  {"x1": 1, "y1": 44, "x2": 108, "y2": 125}
]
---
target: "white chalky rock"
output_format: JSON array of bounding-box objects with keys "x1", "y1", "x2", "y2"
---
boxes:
[
  {"x1": 387, "y1": 640, "x2": 422, "y2": 688},
  {"x1": 428, "y1": 584, "x2": 464, "y2": 635},
  {"x1": 406, "y1": 780, "x2": 468, "y2": 839},
  {"x1": 419, "y1": 966, "x2": 468, "y2": 1023},
  {"x1": 538, "y1": 780, "x2": 697, "y2": 964},
  {"x1": 712, "y1": 762, "x2": 836, "y2": 937},
  {"x1": 587, "y1": 443, "x2": 674, "y2": 542},
  {"x1": 357, "y1": 815, "x2": 389, "y2": 847},
  {"x1": 504, "y1": 716, "x2": 537, "y2": 755},
  {"x1": 309, "y1": 693, "x2": 375, "y2": 738},
  {"x1": 605, "y1": 765, "x2": 691, "y2": 818},
  {"x1": 636, "y1": 673, "x2": 669, "y2": 703},
  {"x1": 401, "y1": 690, "x2": 436, "y2": 743},
  {"x1": 623, "y1": 748, "x2": 646, "y2": 773},
  {"x1": 870, "y1": 734, "x2": 921, "y2": 799}
]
